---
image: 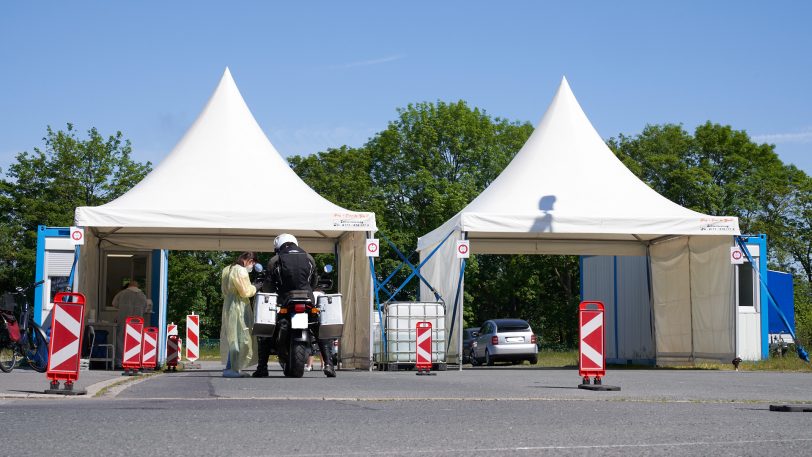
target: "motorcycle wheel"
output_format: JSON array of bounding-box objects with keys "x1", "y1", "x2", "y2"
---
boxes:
[{"x1": 286, "y1": 341, "x2": 308, "y2": 378}]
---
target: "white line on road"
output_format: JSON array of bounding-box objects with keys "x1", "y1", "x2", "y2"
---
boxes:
[{"x1": 280, "y1": 438, "x2": 812, "y2": 456}]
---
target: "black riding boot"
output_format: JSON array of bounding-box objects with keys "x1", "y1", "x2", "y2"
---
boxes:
[{"x1": 318, "y1": 339, "x2": 336, "y2": 377}]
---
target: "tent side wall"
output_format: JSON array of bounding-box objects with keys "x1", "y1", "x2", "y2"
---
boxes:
[
  {"x1": 650, "y1": 235, "x2": 734, "y2": 365},
  {"x1": 419, "y1": 230, "x2": 464, "y2": 362},
  {"x1": 338, "y1": 231, "x2": 373, "y2": 369},
  {"x1": 77, "y1": 230, "x2": 102, "y2": 321}
]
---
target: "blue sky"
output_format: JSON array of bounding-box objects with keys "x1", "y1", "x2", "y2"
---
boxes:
[{"x1": 1, "y1": 2, "x2": 810, "y2": 175}]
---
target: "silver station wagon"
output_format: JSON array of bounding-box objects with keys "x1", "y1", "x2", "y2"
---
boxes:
[{"x1": 470, "y1": 319, "x2": 538, "y2": 366}]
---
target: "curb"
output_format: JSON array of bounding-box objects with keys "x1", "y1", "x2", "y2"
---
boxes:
[{"x1": 0, "y1": 371, "x2": 164, "y2": 400}]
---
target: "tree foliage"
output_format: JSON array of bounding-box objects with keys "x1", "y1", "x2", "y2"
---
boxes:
[
  {"x1": 609, "y1": 122, "x2": 812, "y2": 347},
  {"x1": 0, "y1": 124, "x2": 151, "y2": 293},
  {"x1": 166, "y1": 251, "x2": 232, "y2": 339},
  {"x1": 2, "y1": 111, "x2": 809, "y2": 351},
  {"x1": 291, "y1": 101, "x2": 582, "y2": 346}
]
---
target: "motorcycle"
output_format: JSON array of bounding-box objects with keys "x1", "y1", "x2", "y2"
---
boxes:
[{"x1": 275, "y1": 266, "x2": 338, "y2": 378}]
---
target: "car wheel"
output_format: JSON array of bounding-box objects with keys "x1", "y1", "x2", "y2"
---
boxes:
[
  {"x1": 528, "y1": 355, "x2": 538, "y2": 365},
  {"x1": 485, "y1": 349, "x2": 494, "y2": 366}
]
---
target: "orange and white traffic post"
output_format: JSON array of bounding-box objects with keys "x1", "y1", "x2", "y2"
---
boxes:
[
  {"x1": 45, "y1": 292, "x2": 87, "y2": 395},
  {"x1": 415, "y1": 321, "x2": 434, "y2": 375},
  {"x1": 141, "y1": 326, "x2": 159, "y2": 371},
  {"x1": 578, "y1": 301, "x2": 619, "y2": 391},
  {"x1": 166, "y1": 334, "x2": 180, "y2": 371},
  {"x1": 122, "y1": 316, "x2": 144, "y2": 376},
  {"x1": 185, "y1": 313, "x2": 200, "y2": 369},
  {"x1": 579, "y1": 301, "x2": 605, "y2": 385}
]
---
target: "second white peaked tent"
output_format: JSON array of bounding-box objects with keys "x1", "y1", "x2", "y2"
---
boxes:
[
  {"x1": 418, "y1": 77, "x2": 741, "y2": 366},
  {"x1": 75, "y1": 68, "x2": 376, "y2": 368}
]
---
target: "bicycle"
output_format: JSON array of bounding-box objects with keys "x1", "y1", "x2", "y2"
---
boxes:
[{"x1": 0, "y1": 280, "x2": 49, "y2": 373}]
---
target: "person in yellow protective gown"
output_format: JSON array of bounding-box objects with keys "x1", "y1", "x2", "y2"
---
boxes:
[{"x1": 220, "y1": 252, "x2": 259, "y2": 377}]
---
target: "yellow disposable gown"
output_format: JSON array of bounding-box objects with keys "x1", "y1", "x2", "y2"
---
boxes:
[{"x1": 219, "y1": 264, "x2": 257, "y2": 371}]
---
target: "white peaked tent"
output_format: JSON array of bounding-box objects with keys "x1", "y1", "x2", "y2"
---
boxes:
[
  {"x1": 75, "y1": 68, "x2": 377, "y2": 368},
  {"x1": 417, "y1": 77, "x2": 741, "y2": 366}
]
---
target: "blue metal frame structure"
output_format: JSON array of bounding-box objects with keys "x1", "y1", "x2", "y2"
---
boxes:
[{"x1": 366, "y1": 230, "x2": 457, "y2": 357}]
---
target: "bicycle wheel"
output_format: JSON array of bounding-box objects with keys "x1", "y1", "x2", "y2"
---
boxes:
[
  {"x1": 24, "y1": 325, "x2": 48, "y2": 373},
  {"x1": 0, "y1": 344, "x2": 17, "y2": 372}
]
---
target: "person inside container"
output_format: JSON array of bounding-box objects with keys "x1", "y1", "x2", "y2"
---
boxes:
[
  {"x1": 114, "y1": 280, "x2": 148, "y2": 367},
  {"x1": 220, "y1": 251, "x2": 260, "y2": 378},
  {"x1": 253, "y1": 233, "x2": 336, "y2": 378}
]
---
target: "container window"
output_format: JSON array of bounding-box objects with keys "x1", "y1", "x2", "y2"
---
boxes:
[{"x1": 737, "y1": 262, "x2": 755, "y2": 307}]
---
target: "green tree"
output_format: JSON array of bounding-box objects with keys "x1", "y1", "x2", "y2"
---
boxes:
[
  {"x1": 290, "y1": 101, "x2": 581, "y2": 345},
  {"x1": 0, "y1": 124, "x2": 151, "y2": 292},
  {"x1": 608, "y1": 122, "x2": 811, "y2": 347},
  {"x1": 167, "y1": 251, "x2": 231, "y2": 339},
  {"x1": 608, "y1": 122, "x2": 809, "y2": 273}
]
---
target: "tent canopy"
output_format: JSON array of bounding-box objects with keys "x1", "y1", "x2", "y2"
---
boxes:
[
  {"x1": 76, "y1": 68, "x2": 375, "y2": 250},
  {"x1": 74, "y1": 68, "x2": 375, "y2": 368},
  {"x1": 417, "y1": 77, "x2": 740, "y2": 365},
  {"x1": 418, "y1": 77, "x2": 738, "y2": 257}
]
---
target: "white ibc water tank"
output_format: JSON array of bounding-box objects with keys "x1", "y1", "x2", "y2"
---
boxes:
[{"x1": 384, "y1": 302, "x2": 446, "y2": 363}]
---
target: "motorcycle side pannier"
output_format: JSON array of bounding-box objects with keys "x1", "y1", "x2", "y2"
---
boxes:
[
  {"x1": 252, "y1": 293, "x2": 278, "y2": 336},
  {"x1": 317, "y1": 294, "x2": 343, "y2": 339}
]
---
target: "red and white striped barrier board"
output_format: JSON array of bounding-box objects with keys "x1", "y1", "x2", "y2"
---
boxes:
[
  {"x1": 579, "y1": 301, "x2": 605, "y2": 380},
  {"x1": 415, "y1": 321, "x2": 432, "y2": 374},
  {"x1": 122, "y1": 316, "x2": 144, "y2": 371},
  {"x1": 186, "y1": 313, "x2": 199, "y2": 362},
  {"x1": 141, "y1": 326, "x2": 158, "y2": 370},
  {"x1": 166, "y1": 335, "x2": 179, "y2": 369},
  {"x1": 167, "y1": 322, "x2": 178, "y2": 336},
  {"x1": 46, "y1": 293, "x2": 86, "y2": 383}
]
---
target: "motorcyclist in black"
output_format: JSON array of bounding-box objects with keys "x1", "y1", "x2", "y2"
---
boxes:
[{"x1": 252, "y1": 233, "x2": 336, "y2": 378}]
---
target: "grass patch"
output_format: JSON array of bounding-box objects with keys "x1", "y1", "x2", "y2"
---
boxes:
[
  {"x1": 693, "y1": 356, "x2": 812, "y2": 372},
  {"x1": 199, "y1": 345, "x2": 220, "y2": 361},
  {"x1": 536, "y1": 349, "x2": 578, "y2": 368}
]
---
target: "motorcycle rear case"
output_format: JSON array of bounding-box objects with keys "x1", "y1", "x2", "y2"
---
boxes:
[
  {"x1": 317, "y1": 294, "x2": 344, "y2": 339},
  {"x1": 252, "y1": 293, "x2": 278, "y2": 336}
]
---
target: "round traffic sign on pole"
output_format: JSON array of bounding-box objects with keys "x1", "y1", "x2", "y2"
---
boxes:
[
  {"x1": 69, "y1": 226, "x2": 85, "y2": 245},
  {"x1": 365, "y1": 239, "x2": 379, "y2": 257},
  {"x1": 730, "y1": 247, "x2": 745, "y2": 264},
  {"x1": 456, "y1": 240, "x2": 470, "y2": 258}
]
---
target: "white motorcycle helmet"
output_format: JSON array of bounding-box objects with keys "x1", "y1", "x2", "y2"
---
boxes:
[{"x1": 274, "y1": 233, "x2": 298, "y2": 251}]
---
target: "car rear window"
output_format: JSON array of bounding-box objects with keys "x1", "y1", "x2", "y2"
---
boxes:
[{"x1": 497, "y1": 322, "x2": 530, "y2": 332}]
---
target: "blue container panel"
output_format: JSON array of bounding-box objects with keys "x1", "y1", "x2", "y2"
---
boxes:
[{"x1": 767, "y1": 270, "x2": 794, "y2": 334}]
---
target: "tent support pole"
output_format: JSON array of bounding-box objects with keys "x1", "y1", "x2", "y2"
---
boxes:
[
  {"x1": 447, "y1": 231, "x2": 467, "y2": 370},
  {"x1": 367, "y1": 231, "x2": 379, "y2": 371}
]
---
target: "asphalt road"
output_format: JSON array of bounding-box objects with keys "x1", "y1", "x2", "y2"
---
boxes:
[{"x1": 1, "y1": 364, "x2": 811, "y2": 456}]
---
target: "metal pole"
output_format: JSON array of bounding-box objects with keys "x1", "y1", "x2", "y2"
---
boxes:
[
  {"x1": 367, "y1": 231, "x2": 374, "y2": 372},
  {"x1": 458, "y1": 232, "x2": 467, "y2": 371}
]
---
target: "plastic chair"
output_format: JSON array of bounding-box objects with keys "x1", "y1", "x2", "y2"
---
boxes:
[{"x1": 88, "y1": 326, "x2": 115, "y2": 370}]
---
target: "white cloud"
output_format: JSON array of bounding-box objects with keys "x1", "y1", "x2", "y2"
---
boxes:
[
  {"x1": 752, "y1": 128, "x2": 812, "y2": 144},
  {"x1": 331, "y1": 54, "x2": 405, "y2": 69}
]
